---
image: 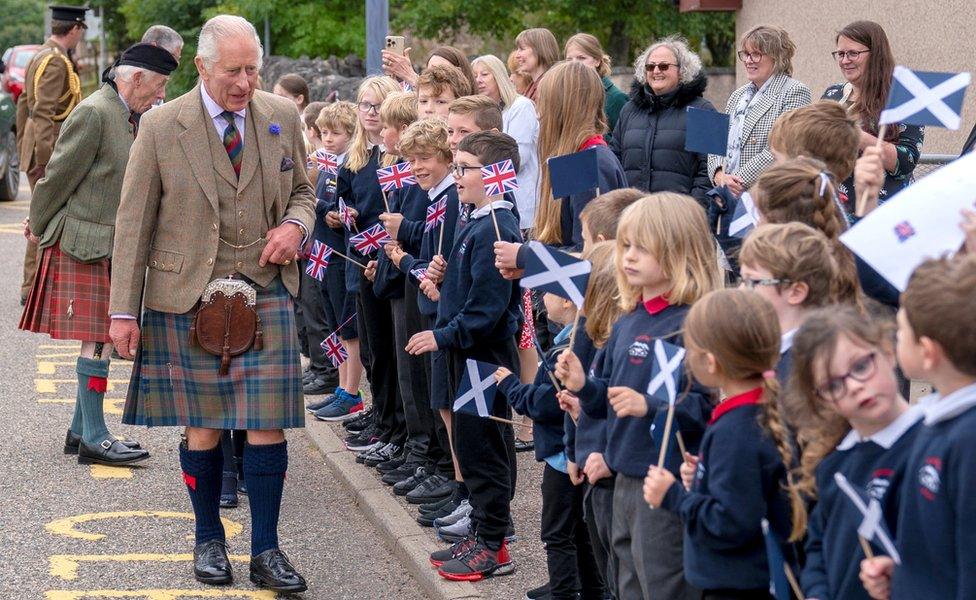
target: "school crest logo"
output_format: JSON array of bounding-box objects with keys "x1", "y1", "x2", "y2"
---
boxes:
[
  {"x1": 918, "y1": 457, "x2": 942, "y2": 501},
  {"x1": 628, "y1": 335, "x2": 651, "y2": 365},
  {"x1": 695, "y1": 460, "x2": 705, "y2": 482},
  {"x1": 867, "y1": 468, "x2": 893, "y2": 500},
  {"x1": 456, "y1": 240, "x2": 468, "y2": 257}
]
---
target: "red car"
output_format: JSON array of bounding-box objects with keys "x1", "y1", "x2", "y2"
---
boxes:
[{"x1": 1, "y1": 44, "x2": 43, "y2": 103}]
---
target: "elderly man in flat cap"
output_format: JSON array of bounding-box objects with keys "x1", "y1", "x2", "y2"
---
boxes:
[
  {"x1": 108, "y1": 15, "x2": 314, "y2": 593},
  {"x1": 20, "y1": 43, "x2": 177, "y2": 467}
]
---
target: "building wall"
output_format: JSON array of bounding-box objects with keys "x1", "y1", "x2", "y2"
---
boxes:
[{"x1": 736, "y1": 0, "x2": 976, "y2": 155}]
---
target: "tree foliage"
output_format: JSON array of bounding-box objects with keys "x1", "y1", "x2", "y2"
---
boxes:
[{"x1": 0, "y1": 0, "x2": 45, "y2": 53}]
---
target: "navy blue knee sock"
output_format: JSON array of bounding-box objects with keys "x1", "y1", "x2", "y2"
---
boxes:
[
  {"x1": 244, "y1": 441, "x2": 288, "y2": 556},
  {"x1": 179, "y1": 442, "x2": 225, "y2": 545}
]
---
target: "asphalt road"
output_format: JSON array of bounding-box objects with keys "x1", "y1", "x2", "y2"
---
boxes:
[{"x1": 0, "y1": 176, "x2": 428, "y2": 599}]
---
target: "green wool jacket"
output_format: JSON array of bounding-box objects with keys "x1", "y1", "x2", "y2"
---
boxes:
[
  {"x1": 603, "y1": 75, "x2": 629, "y2": 142},
  {"x1": 30, "y1": 83, "x2": 136, "y2": 262}
]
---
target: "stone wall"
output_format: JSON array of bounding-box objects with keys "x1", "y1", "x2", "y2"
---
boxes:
[{"x1": 261, "y1": 55, "x2": 366, "y2": 103}]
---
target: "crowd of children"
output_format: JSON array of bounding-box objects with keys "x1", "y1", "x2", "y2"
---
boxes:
[{"x1": 275, "y1": 25, "x2": 976, "y2": 600}]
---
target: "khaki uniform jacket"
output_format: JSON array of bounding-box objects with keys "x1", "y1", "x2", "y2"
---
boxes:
[
  {"x1": 29, "y1": 84, "x2": 136, "y2": 261},
  {"x1": 109, "y1": 85, "x2": 315, "y2": 316},
  {"x1": 15, "y1": 39, "x2": 81, "y2": 171}
]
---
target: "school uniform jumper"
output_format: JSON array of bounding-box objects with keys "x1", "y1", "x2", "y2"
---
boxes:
[{"x1": 314, "y1": 153, "x2": 358, "y2": 340}]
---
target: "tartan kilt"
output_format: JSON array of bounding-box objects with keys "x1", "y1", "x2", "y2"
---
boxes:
[
  {"x1": 19, "y1": 242, "x2": 112, "y2": 343},
  {"x1": 122, "y1": 277, "x2": 305, "y2": 430}
]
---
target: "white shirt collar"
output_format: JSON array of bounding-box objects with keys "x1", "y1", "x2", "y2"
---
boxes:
[
  {"x1": 200, "y1": 83, "x2": 246, "y2": 121},
  {"x1": 780, "y1": 328, "x2": 797, "y2": 355},
  {"x1": 470, "y1": 199, "x2": 514, "y2": 219},
  {"x1": 428, "y1": 174, "x2": 454, "y2": 201},
  {"x1": 336, "y1": 151, "x2": 348, "y2": 167},
  {"x1": 836, "y1": 403, "x2": 924, "y2": 450},
  {"x1": 921, "y1": 381, "x2": 976, "y2": 425}
]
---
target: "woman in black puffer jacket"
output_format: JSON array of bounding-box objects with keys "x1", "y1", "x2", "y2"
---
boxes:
[{"x1": 611, "y1": 36, "x2": 716, "y2": 206}]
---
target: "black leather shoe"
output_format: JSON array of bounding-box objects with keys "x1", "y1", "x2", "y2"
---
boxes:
[
  {"x1": 249, "y1": 548, "x2": 307, "y2": 593},
  {"x1": 220, "y1": 473, "x2": 239, "y2": 508},
  {"x1": 64, "y1": 429, "x2": 141, "y2": 455},
  {"x1": 77, "y1": 439, "x2": 150, "y2": 466},
  {"x1": 406, "y1": 474, "x2": 455, "y2": 504},
  {"x1": 303, "y1": 377, "x2": 336, "y2": 396},
  {"x1": 194, "y1": 539, "x2": 233, "y2": 585}
]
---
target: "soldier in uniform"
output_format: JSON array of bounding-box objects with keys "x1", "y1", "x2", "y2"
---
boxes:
[
  {"x1": 19, "y1": 43, "x2": 178, "y2": 466},
  {"x1": 16, "y1": 5, "x2": 87, "y2": 303}
]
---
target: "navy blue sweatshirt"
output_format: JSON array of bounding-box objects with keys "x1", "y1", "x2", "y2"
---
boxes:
[
  {"x1": 891, "y1": 383, "x2": 976, "y2": 600},
  {"x1": 432, "y1": 201, "x2": 521, "y2": 350},
  {"x1": 399, "y1": 183, "x2": 460, "y2": 317},
  {"x1": 336, "y1": 147, "x2": 385, "y2": 294},
  {"x1": 577, "y1": 298, "x2": 712, "y2": 478},
  {"x1": 802, "y1": 406, "x2": 922, "y2": 600},
  {"x1": 560, "y1": 321, "x2": 603, "y2": 468},
  {"x1": 373, "y1": 183, "x2": 426, "y2": 300},
  {"x1": 558, "y1": 144, "x2": 626, "y2": 251},
  {"x1": 660, "y1": 388, "x2": 792, "y2": 591}
]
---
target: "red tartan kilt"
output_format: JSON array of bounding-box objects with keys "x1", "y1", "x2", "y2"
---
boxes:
[{"x1": 19, "y1": 242, "x2": 112, "y2": 343}]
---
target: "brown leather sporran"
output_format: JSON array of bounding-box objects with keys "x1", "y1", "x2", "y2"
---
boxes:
[{"x1": 189, "y1": 278, "x2": 264, "y2": 375}]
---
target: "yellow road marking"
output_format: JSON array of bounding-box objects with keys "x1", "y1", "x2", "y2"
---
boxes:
[
  {"x1": 38, "y1": 360, "x2": 82, "y2": 374},
  {"x1": 37, "y1": 351, "x2": 81, "y2": 359},
  {"x1": 46, "y1": 590, "x2": 276, "y2": 599},
  {"x1": 37, "y1": 398, "x2": 124, "y2": 415},
  {"x1": 41, "y1": 343, "x2": 78, "y2": 348},
  {"x1": 49, "y1": 552, "x2": 252, "y2": 581},
  {"x1": 88, "y1": 465, "x2": 133, "y2": 479},
  {"x1": 36, "y1": 378, "x2": 129, "y2": 393},
  {"x1": 0, "y1": 223, "x2": 25, "y2": 234},
  {"x1": 45, "y1": 511, "x2": 243, "y2": 542}
]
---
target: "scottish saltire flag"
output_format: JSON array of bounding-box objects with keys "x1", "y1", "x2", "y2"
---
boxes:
[
  {"x1": 410, "y1": 267, "x2": 428, "y2": 282},
  {"x1": 304, "y1": 240, "x2": 332, "y2": 280},
  {"x1": 426, "y1": 197, "x2": 447, "y2": 232},
  {"x1": 453, "y1": 359, "x2": 499, "y2": 418},
  {"x1": 338, "y1": 198, "x2": 355, "y2": 229},
  {"x1": 377, "y1": 162, "x2": 416, "y2": 191},
  {"x1": 728, "y1": 191, "x2": 759, "y2": 238},
  {"x1": 481, "y1": 159, "x2": 520, "y2": 197},
  {"x1": 350, "y1": 223, "x2": 392, "y2": 254},
  {"x1": 647, "y1": 339, "x2": 686, "y2": 406},
  {"x1": 650, "y1": 409, "x2": 681, "y2": 471},
  {"x1": 548, "y1": 149, "x2": 601, "y2": 198},
  {"x1": 308, "y1": 149, "x2": 339, "y2": 174},
  {"x1": 881, "y1": 66, "x2": 971, "y2": 129},
  {"x1": 519, "y1": 241, "x2": 592, "y2": 309},
  {"x1": 762, "y1": 519, "x2": 793, "y2": 600},
  {"x1": 320, "y1": 332, "x2": 348, "y2": 367},
  {"x1": 833, "y1": 473, "x2": 902, "y2": 564}
]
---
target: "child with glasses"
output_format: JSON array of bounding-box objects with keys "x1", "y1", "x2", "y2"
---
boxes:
[{"x1": 781, "y1": 305, "x2": 922, "y2": 600}]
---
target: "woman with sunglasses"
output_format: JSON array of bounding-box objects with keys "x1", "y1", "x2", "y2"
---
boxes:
[
  {"x1": 823, "y1": 21, "x2": 923, "y2": 216},
  {"x1": 709, "y1": 25, "x2": 812, "y2": 198},
  {"x1": 610, "y1": 35, "x2": 716, "y2": 206}
]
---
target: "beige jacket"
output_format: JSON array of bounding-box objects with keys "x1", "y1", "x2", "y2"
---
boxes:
[{"x1": 109, "y1": 85, "x2": 314, "y2": 316}]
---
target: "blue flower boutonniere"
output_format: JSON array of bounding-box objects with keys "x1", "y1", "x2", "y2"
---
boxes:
[{"x1": 269, "y1": 123, "x2": 281, "y2": 135}]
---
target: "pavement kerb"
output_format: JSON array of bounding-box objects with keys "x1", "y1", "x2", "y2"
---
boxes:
[{"x1": 305, "y1": 419, "x2": 484, "y2": 600}]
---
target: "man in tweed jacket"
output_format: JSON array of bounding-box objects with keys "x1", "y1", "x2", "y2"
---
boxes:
[{"x1": 108, "y1": 15, "x2": 314, "y2": 593}]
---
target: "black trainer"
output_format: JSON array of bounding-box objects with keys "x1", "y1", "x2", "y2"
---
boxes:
[
  {"x1": 363, "y1": 443, "x2": 401, "y2": 467},
  {"x1": 419, "y1": 493, "x2": 458, "y2": 515},
  {"x1": 343, "y1": 409, "x2": 373, "y2": 432},
  {"x1": 392, "y1": 466, "x2": 429, "y2": 496},
  {"x1": 406, "y1": 473, "x2": 454, "y2": 504},
  {"x1": 381, "y1": 463, "x2": 417, "y2": 486},
  {"x1": 376, "y1": 453, "x2": 407, "y2": 473},
  {"x1": 417, "y1": 499, "x2": 459, "y2": 527}
]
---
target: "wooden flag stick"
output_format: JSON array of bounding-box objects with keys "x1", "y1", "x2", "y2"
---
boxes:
[
  {"x1": 331, "y1": 249, "x2": 368, "y2": 270},
  {"x1": 859, "y1": 535, "x2": 875, "y2": 559},
  {"x1": 675, "y1": 429, "x2": 688, "y2": 457},
  {"x1": 488, "y1": 414, "x2": 532, "y2": 428},
  {"x1": 438, "y1": 218, "x2": 447, "y2": 256},
  {"x1": 784, "y1": 563, "x2": 804, "y2": 599},
  {"x1": 656, "y1": 402, "x2": 677, "y2": 468},
  {"x1": 566, "y1": 310, "x2": 583, "y2": 356},
  {"x1": 855, "y1": 123, "x2": 888, "y2": 216},
  {"x1": 489, "y1": 201, "x2": 502, "y2": 241},
  {"x1": 382, "y1": 189, "x2": 391, "y2": 213}
]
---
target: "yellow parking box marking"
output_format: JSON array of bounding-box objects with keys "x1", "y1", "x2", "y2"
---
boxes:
[
  {"x1": 36, "y1": 378, "x2": 128, "y2": 394},
  {"x1": 37, "y1": 352, "x2": 81, "y2": 359},
  {"x1": 38, "y1": 398, "x2": 125, "y2": 415},
  {"x1": 0, "y1": 223, "x2": 24, "y2": 234},
  {"x1": 38, "y1": 360, "x2": 81, "y2": 374},
  {"x1": 46, "y1": 590, "x2": 276, "y2": 599},
  {"x1": 41, "y1": 343, "x2": 78, "y2": 348},
  {"x1": 89, "y1": 465, "x2": 133, "y2": 479},
  {"x1": 46, "y1": 511, "x2": 243, "y2": 542},
  {"x1": 49, "y1": 552, "x2": 251, "y2": 581}
]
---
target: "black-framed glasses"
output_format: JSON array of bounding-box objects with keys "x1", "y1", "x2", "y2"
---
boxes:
[
  {"x1": 816, "y1": 352, "x2": 878, "y2": 401},
  {"x1": 737, "y1": 50, "x2": 765, "y2": 63},
  {"x1": 450, "y1": 163, "x2": 483, "y2": 177},
  {"x1": 832, "y1": 50, "x2": 869, "y2": 61},
  {"x1": 645, "y1": 62, "x2": 678, "y2": 73},
  {"x1": 739, "y1": 277, "x2": 790, "y2": 289},
  {"x1": 357, "y1": 101, "x2": 381, "y2": 114}
]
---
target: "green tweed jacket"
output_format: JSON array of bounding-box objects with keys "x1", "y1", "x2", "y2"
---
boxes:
[{"x1": 29, "y1": 83, "x2": 136, "y2": 262}]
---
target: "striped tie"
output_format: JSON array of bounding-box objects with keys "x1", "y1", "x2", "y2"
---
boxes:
[{"x1": 221, "y1": 110, "x2": 242, "y2": 178}]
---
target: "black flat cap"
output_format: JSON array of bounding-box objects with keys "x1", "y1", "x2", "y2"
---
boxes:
[
  {"x1": 118, "y1": 42, "x2": 179, "y2": 76},
  {"x1": 50, "y1": 5, "x2": 88, "y2": 24}
]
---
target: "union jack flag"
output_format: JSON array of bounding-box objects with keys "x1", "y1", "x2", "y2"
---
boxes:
[
  {"x1": 376, "y1": 163, "x2": 416, "y2": 191},
  {"x1": 894, "y1": 220, "x2": 916, "y2": 243},
  {"x1": 320, "y1": 332, "x2": 348, "y2": 367},
  {"x1": 304, "y1": 240, "x2": 332, "y2": 280},
  {"x1": 349, "y1": 223, "x2": 392, "y2": 254},
  {"x1": 481, "y1": 159, "x2": 519, "y2": 197},
  {"x1": 307, "y1": 149, "x2": 339, "y2": 175},
  {"x1": 425, "y1": 197, "x2": 447, "y2": 232},
  {"x1": 410, "y1": 267, "x2": 428, "y2": 282},
  {"x1": 338, "y1": 198, "x2": 355, "y2": 229}
]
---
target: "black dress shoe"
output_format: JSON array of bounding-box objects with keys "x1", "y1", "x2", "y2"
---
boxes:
[
  {"x1": 64, "y1": 429, "x2": 141, "y2": 455},
  {"x1": 194, "y1": 539, "x2": 233, "y2": 585},
  {"x1": 77, "y1": 439, "x2": 150, "y2": 466},
  {"x1": 303, "y1": 377, "x2": 336, "y2": 396},
  {"x1": 249, "y1": 548, "x2": 307, "y2": 593},
  {"x1": 220, "y1": 473, "x2": 239, "y2": 508}
]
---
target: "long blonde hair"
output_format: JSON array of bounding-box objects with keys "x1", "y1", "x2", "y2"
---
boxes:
[
  {"x1": 564, "y1": 33, "x2": 612, "y2": 77},
  {"x1": 345, "y1": 76, "x2": 400, "y2": 173},
  {"x1": 535, "y1": 61, "x2": 607, "y2": 244},
  {"x1": 615, "y1": 193, "x2": 722, "y2": 310},
  {"x1": 582, "y1": 241, "x2": 621, "y2": 347},
  {"x1": 472, "y1": 54, "x2": 518, "y2": 110}
]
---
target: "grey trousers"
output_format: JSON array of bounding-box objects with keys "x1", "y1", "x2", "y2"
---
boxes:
[
  {"x1": 612, "y1": 474, "x2": 700, "y2": 600},
  {"x1": 584, "y1": 481, "x2": 618, "y2": 599}
]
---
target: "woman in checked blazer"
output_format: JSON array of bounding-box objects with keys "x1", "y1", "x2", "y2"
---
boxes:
[{"x1": 709, "y1": 25, "x2": 812, "y2": 197}]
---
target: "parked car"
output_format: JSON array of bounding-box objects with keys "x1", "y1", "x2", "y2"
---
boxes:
[
  {"x1": 0, "y1": 88, "x2": 20, "y2": 201},
  {"x1": 1, "y1": 44, "x2": 42, "y2": 103}
]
